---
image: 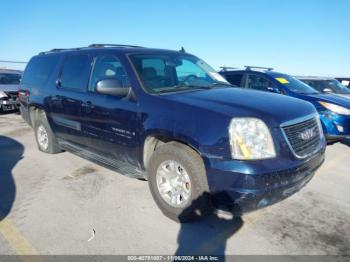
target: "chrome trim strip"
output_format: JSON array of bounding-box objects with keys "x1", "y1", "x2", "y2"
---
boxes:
[
  {"x1": 280, "y1": 113, "x2": 318, "y2": 127},
  {"x1": 52, "y1": 115, "x2": 81, "y2": 131}
]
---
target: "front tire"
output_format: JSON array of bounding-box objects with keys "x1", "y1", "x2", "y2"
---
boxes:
[
  {"x1": 34, "y1": 112, "x2": 61, "y2": 154},
  {"x1": 148, "y1": 142, "x2": 211, "y2": 222}
]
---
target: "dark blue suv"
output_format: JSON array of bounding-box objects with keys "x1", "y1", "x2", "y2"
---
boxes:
[
  {"x1": 19, "y1": 45, "x2": 326, "y2": 222},
  {"x1": 220, "y1": 67, "x2": 350, "y2": 143}
]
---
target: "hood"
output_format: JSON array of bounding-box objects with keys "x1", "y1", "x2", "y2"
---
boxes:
[
  {"x1": 0, "y1": 84, "x2": 19, "y2": 92},
  {"x1": 164, "y1": 87, "x2": 316, "y2": 127},
  {"x1": 296, "y1": 93, "x2": 350, "y2": 109}
]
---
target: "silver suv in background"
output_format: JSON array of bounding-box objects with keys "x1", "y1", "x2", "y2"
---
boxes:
[{"x1": 0, "y1": 69, "x2": 22, "y2": 113}]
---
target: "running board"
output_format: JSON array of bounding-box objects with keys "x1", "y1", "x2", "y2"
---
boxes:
[{"x1": 58, "y1": 139, "x2": 145, "y2": 179}]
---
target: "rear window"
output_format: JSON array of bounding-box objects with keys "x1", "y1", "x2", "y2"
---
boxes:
[
  {"x1": 21, "y1": 55, "x2": 58, "y2": 87},
  {"x1": 0, "y1": 73, "x2": 21, "y2": 85},
  {"x1": 60, "y1": 55, "x2": 90, "y2": 91},
  {"x1": 224, "y1": 73, "x2": 243, "y2": 86}
]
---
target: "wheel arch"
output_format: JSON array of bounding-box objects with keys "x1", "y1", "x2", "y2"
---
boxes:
[
  {"x1": 142, "y1": 133, "x2": 202, "y2": 170},
  {"x1": 28, "y1": 103, "x2": 46, "y2": 127}
]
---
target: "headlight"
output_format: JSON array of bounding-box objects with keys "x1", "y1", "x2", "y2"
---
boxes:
[
  {"x1": 319, "y1": 101, "x2": 350, "y2": 116},
  {"x1": 229, "y1": 118, "x2": 276, "y2": 160},
  {"x1": 0, "y1": 91, "x2": 8, "y2": 99}
]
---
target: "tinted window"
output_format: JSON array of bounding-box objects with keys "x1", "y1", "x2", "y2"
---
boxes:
[
  {"x1": 246, "y1": 74, "x2": 276, "y2": 91},
  {"x1": 60, "y1": 55, "x2": 90, "y2": 90},
  {"x1": 21, "y1": 56, "x2": 58, "y2": 87},
  {"x1": 88, "y1": 55, "x2": 130, "y2": 92},
  {"x1": 224, "y1": 73, "x2": 243, "y2": 86},
  {"x1": 0, "y1": 73, "x2": 21, "y2": 85}
]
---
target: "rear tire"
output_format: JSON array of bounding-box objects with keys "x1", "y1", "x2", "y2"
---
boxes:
[
  {"x1": 148, "y1": 142, "x2": 211, "y2": 222},
  {"x1": 34, "y1": 112, "x2": 61, "y2": 154}
]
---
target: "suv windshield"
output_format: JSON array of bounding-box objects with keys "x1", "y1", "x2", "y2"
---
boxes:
[
  {"x1": 129, "y1": 53, "x2": 230, "y2": 94},
  {"x1": 0, "y1": 73, "x2": 21, "y2": 85},
  {"x1": 271, "y1": 73, "x2": 319, "y2": 95},
  {"x1": 302, "y1": 79, "x2": 350, "y2": 94}
]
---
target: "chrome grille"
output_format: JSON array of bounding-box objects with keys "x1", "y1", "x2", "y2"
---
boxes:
[{"x1": 282, "y1": 117, "x2": 321, "y2": 158}]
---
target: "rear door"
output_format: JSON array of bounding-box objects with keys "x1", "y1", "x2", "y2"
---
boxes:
[
  {"x1": 80, "y1": 54, "x2": 140, "y2": 167},
  {"x1": 49, "y1": 53, "x2": 92, "y2": 146}
]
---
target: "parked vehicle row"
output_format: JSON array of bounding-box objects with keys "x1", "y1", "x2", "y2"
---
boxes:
[
  {"x1": 18, "y1": 45, "x2": 328, "y2": 222},
  {"x1": 0, "y1": 69, "x2": 22, "y2": 113},
  {"x1": 219, "y1": 67, "x2": 350, "y2": 143}
]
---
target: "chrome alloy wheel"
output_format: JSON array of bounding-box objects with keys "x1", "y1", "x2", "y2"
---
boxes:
[
  {"x1": 37, "y1": 125, "x2": 49, "y2": 150},
  {"x1": 156, "y1": 160, "x2": 192, "y2": 207}
]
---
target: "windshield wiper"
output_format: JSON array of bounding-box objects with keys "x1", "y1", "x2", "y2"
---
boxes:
[
  {"x1": 208, "y1": 82, "x2": 236, "y2": 88},
  {"x1": 296, "y1": 92, "x2": 320, "y2": 95},
  {"x1": 154, "y1": 85, "x2": 211, "y2": 94},
  {"x1": 154, "y1": 82, "x2": 235, "y2": 94}
]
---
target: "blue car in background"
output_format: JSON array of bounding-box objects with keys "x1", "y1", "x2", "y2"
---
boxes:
[{"x1": 220, "y1": 66, "x2": 350, "y2": 143}]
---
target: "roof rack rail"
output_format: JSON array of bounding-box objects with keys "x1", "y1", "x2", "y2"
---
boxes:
[
  {"x1": 219, "y1": 66, "x2": 238, "y2": 72},
  {"x1": 245, "y1": 65, "x2": 274, "y2": 71},
  {"x1": 39, "y1": 47, "x2": 84, "y2": 55},
  {"x1": 39, "y1": 44, "x2": 144, "y2": 55},
  {"x1": 88, "y1": 44, "x2": 144, "y2": 48}
]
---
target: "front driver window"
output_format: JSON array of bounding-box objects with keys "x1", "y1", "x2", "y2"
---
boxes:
[
  {"x1": 88, "y1": 55, "x2": 130, "y2": 92},
  {"x1": 247, "y1": 75, "x2": 277, "y2": 92},
  {"x1": 129, "y1": 54, "x2": 228, "y2": 94},
  {"x1": 247, "y1": 74, "x2": 277, "y2": 92}
]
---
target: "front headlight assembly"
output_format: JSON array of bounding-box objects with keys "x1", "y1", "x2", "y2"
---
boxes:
[
  {"x1": 319, "y1": 101, "x2": 350, "y2": 116},
  {"x1": 229, "y1": 118, "x2": 276, "y2": 160},
  {"x1": 0, "y1": 91, "x2": 8, "y2": 99}
]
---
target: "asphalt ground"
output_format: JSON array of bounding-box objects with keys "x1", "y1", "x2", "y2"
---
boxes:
[{"x1": 0, "y1": 113, "x2": 349, "y2": 256}]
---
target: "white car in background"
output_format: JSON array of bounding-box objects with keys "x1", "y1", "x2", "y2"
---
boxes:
[
  {"x1": 297, "y1": 76, "x2": 350, "y2": 99},
  {"x1": 0, "y1": 69, "x2": 22, "y2": 113}
]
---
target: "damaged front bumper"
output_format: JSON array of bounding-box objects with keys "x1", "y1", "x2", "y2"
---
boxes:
[{"x1": 207, "y1": 148, "x2": 325, "y2": 214}]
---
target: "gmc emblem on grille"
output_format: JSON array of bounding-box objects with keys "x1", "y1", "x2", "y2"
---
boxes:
[{"x1": 299, "y1": 128, "x2": 315, "y2": 140}]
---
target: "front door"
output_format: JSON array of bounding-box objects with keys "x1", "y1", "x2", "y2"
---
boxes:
[{"x1": 80, "y1": 54, "x2": 141, "y2": 168}]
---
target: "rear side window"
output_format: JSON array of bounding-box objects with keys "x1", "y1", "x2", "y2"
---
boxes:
[
  {"x1": 21, "y1": 56, "x2": 58, "y2": 87},
  {"x1": 60, "y1": 55, "x2": 90, "y2": 91},
  {"x1": 0, "y1": 73, "x2": 21, "y2": 85},
  {"x1": 224, "y1": 73, "x2": 243, "y2": 86}
]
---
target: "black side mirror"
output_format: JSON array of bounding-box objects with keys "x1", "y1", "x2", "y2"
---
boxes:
[{"x1": 95, "y1": 79, "x2": 130, "y2": 97}]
